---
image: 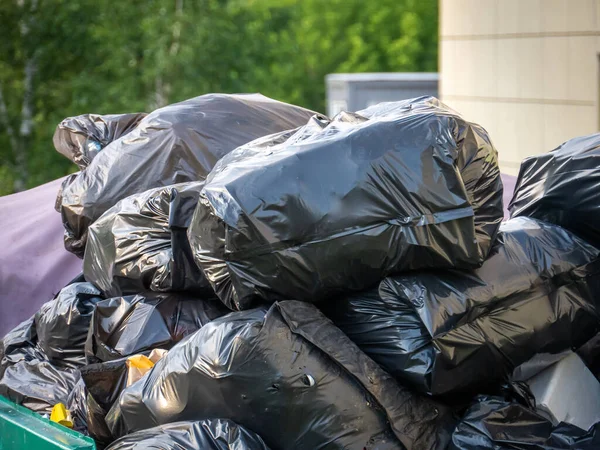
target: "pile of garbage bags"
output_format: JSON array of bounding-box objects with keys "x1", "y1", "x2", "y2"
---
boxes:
[
  {"x1": 106, "y1": 301, "x2": 454, "y2": 449},
  {"x1": 58, "y1": 93, "x2": 317, "y2": 256},
  {"x1": 2, "y1": 94, "x2": 600, "y2": 449},
  {"x1": 323, "y1": 216, "x2": 600, "y2": 397},
  {"x1": 188, "y1": 98, "x2": 503, "y2": 309}
]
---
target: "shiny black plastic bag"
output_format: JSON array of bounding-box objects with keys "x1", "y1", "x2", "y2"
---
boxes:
[
  {"x1": 577, "y1": 332, "x2": 600, "y2": 382},
  {"x1": 69, "y1": 379, "x2": 113, "y2": 445},
  {"x1": 0, "y1": 317, "x2": 45, "y2": 378},
  {"x1": 0, "y1": 279, "x2": 97, "y2": 414},
  {"x1": 106, "y1": 301, "x2": 454, "y2": 450},
  {"x1": 35, "y1": 282, "x2": 104, "y2": 368},
  {"x1": 68, "y1": 358, "x2": 129, "y2": 446},
  {"x1": 85, "y1": 293, "x2": 229, "y2": 363},
  {"x1": 323, "y1": 217, "x2": 600, "y2": 397},
  {"x1": 54, "y1": 113, "x2": 147, "y2": 169},
  {"x1": 0, "y1": 275, "x2": 91, "y2": 375},
  {"x1": 59, "y1": 94, "x2": 317, "y2": 256},
  {"x1": 0, "y1": 359, "x2": 80, "y2": 414},
  {"x1": 450, "y1": 396, "x2": 600, "y2": 449},
  {"x1": 106, "y1": 419, "x2": 270, "y2": 450},
  {"x1": 84, "y1": 182, "x2": 207, "y2": 297},
  {"x1": 509, "y1": 132, "x2": 600, "y2": 248},
  {"x1": 188, "y1": 96, "x2": 503, "y2": 310}
]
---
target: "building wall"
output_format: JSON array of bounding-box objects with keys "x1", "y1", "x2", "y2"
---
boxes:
[
  {"x1": 325, "y1": 73, "x2": 439, "y2": 116},
  {"x1": 440, "y1": 0, "x2": 600, "y2": 174}
]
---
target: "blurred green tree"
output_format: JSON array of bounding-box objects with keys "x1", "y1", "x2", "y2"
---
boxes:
[{"x1": 0, "y1": 0, "x2": 437, "y2": 195}]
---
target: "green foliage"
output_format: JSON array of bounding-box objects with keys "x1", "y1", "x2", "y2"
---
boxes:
[{"x1": 0, "y1": 0, "x2": 438, "y2": 195}]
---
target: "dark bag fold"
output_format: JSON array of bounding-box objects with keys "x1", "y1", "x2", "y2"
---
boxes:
[
  {"x1": 84, "y1": 182, "x2": 207, "y2": 297},
  {"x1": 36, "y1": 282, "x2": 104, "y2": 368},
  {"x1": 450, "y1": 396, "x2": 600, "y2": 449},
  {"x1": 85, "y1": 293, "x2": 228, "y2": 363}
]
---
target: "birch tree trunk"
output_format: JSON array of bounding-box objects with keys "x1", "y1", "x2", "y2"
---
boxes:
[
  {"x1": 151, "y1": 0, "x2": 183, "y2": 110},
  {"x1": 1, "y1": 0, "x2": 39, "y2": 192}
]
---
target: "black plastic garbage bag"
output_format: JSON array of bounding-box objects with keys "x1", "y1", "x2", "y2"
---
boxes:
[
  {"x1": 106, "y1": 419, "x2": 270, "y2": 450},
  {"x1": 323, "y1": 217, "x2": 600, "y2": 397},
  {"x1": 35, "y1": 282, "x2": 104, "y2": 368},
  {"x1": 84, "y1": 182, "x2": 207, "y2": 297},
  {"x1": 0, "y1": 275, "x2": 91, "y2": 375},
  {"x1": 450, "y1": 396, "x2": 600, "y2": 449},
  {"x1": 69, "y1": 379, "x2": 113, "y2": 446},
  {"x1": 577, "y1": 332, "x2": 600, "y2": 382},
  {"x1": 59, "y1": 94, "x2": 317, "y2": 256},
  {"x1": 68, "y1": 358, "x2": 130, "y2": 446},
  {"x1": 0, "y1": 359, "x2": 80, "y2": 414},
  {"x1": 509, "y1": 132, "x2": 600, "y2": 248},
  {"x1": 106, "y1": 301, "x2": 454, "y2": 450},
  {"x1": 85, "y1": 293, "x2": 229, "y2": 363},
  {"x1": 0, "y1": 317, "x2": 45, "y2": 378},
  {"x1": 54, "y1": 113, "x2": 147, "y2": 169},
  {"x1": 188, "y1": 96, "x2": 503, "y2": 310}
]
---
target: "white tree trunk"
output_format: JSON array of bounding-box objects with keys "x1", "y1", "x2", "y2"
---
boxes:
[
  {"x1": 9, "y1": 0, "x2": 39, "y2": 192},
  {"x1": 151, "y1": 0, "x2": 183, "y2": 110}
]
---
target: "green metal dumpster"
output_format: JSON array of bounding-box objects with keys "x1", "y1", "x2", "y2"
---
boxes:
[{"x1": 0, "y1": 396, "x2": 96, "y2": 450}]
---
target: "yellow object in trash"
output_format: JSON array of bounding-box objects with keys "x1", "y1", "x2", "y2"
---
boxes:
[
  {"x1": 127, "y1": 355, "x2": 155, "y2": 370},
  {"x1": 50, "y1": 403, "x2": 73, "y2": 428},
  {"x1": 125, "y1": 350, "x2": 168, "y2": 386},
  {"x1": 126, "y1": 354, "x2": 155, "y2": 386}
]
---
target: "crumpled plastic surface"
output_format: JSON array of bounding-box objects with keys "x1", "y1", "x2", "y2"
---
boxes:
[
  {"x1": 0, "y1": 276, "x2": 92, "y2": 376},
  {"x1": 188, "y1": 96, "x2": 503, "y2": 310},
  {"x1": 0, "y1": 317, "x2": 45, "y2": 378},
  {"x1": 68, "y1": 357, "x2": 130, "y2": 446},
  {"x1": 106, "y1": 419, "x2": 271, "y2": 450},
  {"x1": 0, "y1": 359, "x2": 80, "y2": 414},
  {"x1": 0, "y1": 280, "x2": 102, "y2": 415},
  {"x1": 323, "y1": 217, "x2": 600, "y2": 397},
  {"x1": 106, "y1": 301, "x2": 455, "y2": 450},
  {"x1": 84, "y1": 181, "x2": 207, "y2": 297},
  {"x1": 85, "y1": 293, "x2": 229, "y2": 363},
  {"x1": 509, "y1": 132, "x2": 600, "y2": 248},
  {"x1": 578, "y1": 332, "x2": 600, "y2": 382},
  {"x1": 58, "y1": 93, "x2": 317, "y2": 256},
  {"x1": 35, "y1": 282, "x2": 104, "y2": 368},
  {"x1": 53, "y1": 113, "x2": 147, "y2": 169},
  {"x1": 450, "y1": 396, "x2": 600, "y2": 449}
]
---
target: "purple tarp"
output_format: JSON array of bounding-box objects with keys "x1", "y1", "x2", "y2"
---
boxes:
[
  {"x1": 502, "y1": 174, "x2": 516, "y2": 217},
  {"x1": 0, "y1": 176, "x2": 81, "y2": 336},
  {"x1": 0, "y1": 173, "x2": 518, "y2": 337}
]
